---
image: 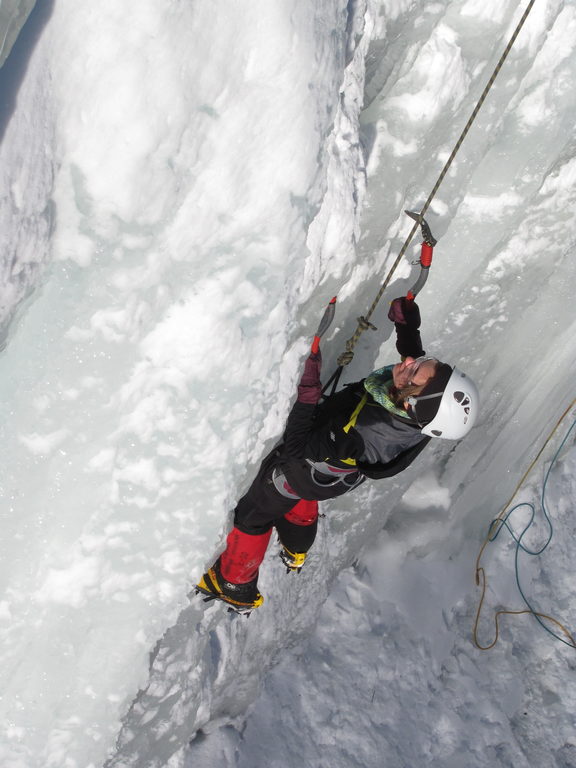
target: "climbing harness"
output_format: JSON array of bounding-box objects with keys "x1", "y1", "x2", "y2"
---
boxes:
[
  {"x1": 322, "y1": 0, "x2": 537, "y2": 397},
  {"x1": 473, "y1": 398, "x2": 576, "y2": 651},
  {"x1": 272, "y1": 467, "x2": 301, "y2": 499},
  {"x1": 272, "y1": 459, "x2": 361, "y2": 498},
  {"x1": 306, "y1": 460, "x2": 363, "y2": 489}
]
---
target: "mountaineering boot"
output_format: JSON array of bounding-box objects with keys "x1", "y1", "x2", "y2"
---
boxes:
[
  {"x1": 275, "y1": 499, "x2": 319, "y2": 574},
  {"x1": 196, "y1": 527, "x2": 272, "y2": 614},
  {"x1": 279, "y1": 546, "x2": 307, "y2": 573},
  {"x1": 196, "y1": 558, "x2": 263, "y2": 614}
]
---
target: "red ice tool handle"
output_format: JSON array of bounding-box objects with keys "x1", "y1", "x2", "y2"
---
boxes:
[
  {"x1": 311, "y1": 296, "x2": 337, "y2": 354},
  {"x1": 405, "y1": 210, "x2": 436, "y2": 301}
]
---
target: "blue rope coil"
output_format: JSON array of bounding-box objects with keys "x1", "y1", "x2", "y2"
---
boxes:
[{"x1": 487, "y1": 417, "x2": 576, "y2": 647}]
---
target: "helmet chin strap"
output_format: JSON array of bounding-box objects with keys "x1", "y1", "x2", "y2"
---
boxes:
[
  {"x1": 405, "y1": 403, "x2": 422, "y2": 428},
  {"x1": 407, "y1": 391, "x2": 444, "y2": 406},
  {"x1": 406, "y1": 391, "x2": 444, "y2": 428}
]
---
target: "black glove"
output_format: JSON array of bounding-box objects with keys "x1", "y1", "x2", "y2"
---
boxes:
[
  {"x1": 388, "y1": 297, "x2": 421, "y2": 329},
  {"x1": 389, "y1": 297, "x2": 424, "y2": 358}
]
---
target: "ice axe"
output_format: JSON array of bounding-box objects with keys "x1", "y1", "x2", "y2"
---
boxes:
[
  {"x1": 404, "y1": 210, "x2": 437, "y2": 300},
  {"x1": 311, "y1": 296, "x2": 337, "y2": 354}
]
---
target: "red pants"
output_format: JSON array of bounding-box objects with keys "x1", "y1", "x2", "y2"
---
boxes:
[{"x1": 220, "y1": 499, "x2": 318, "y2": 584}]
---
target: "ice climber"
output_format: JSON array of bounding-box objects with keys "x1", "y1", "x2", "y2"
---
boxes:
[{"x1": 197, "y1": 296, "x2": 479, "y2": 612}]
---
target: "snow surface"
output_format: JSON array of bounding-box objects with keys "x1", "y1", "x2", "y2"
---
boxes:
[{"x1": 0, "y1": 1, "x2": 575, "y2": 767}]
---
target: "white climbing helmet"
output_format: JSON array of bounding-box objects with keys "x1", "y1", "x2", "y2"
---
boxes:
[{"x1": 407, "y1": 367, "x2": 479, "y2": 440}]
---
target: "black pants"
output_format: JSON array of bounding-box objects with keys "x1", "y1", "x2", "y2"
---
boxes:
[{"x1": 234, "y1": 447, "x2": 365, "y2": 551}]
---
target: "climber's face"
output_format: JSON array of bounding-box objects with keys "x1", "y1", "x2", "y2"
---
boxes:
[{"x1": 393, "y1": 356, "x2": 437, "y2": 390}]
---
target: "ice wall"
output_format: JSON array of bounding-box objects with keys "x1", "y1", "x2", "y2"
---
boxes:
[
  {"x1": 0, "y1": 0, "x2": 36, "y2": 67},
  {"x1": 0, "y1": 1, "x2": 575, "y2": 767}
]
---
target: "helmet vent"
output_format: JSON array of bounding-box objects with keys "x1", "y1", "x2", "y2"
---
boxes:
[{"x1": 454, "y1": 390, "x2": 471, "y2": 417}]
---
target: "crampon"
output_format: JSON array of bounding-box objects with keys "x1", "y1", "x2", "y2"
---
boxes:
[
  {"x1": 279, "y1": 547, "x2": 307, "y2": 573},
  {"x1": 195, "y1": 562, "x2": 263, "y2": 615}
]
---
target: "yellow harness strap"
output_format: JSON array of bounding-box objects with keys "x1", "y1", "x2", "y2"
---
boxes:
[
  {"x1": 338, "y1": 393, "x2": 368, "y2": 466},
  {"x1": 343, "y1": 393, "x2": 368, "y2": 433}
]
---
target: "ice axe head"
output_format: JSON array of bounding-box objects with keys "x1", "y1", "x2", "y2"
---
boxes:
[
  {"x1": 405, "y1": 210, "x2": 437, "y2": 247},
  {"x1": 311, "y1": 297, "x2": 337, "y2": 354}
]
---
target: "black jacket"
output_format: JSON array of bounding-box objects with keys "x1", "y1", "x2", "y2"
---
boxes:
[
  {"x1": 282, "y1": 321, "x2": 430, "y2": 481},
  {"x1": 283, "y1": 386, "x2": 430, "y2": 480}
]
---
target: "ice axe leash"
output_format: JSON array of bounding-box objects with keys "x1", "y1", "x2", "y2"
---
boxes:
[{"x1": 321, "y1": 211, "x2": 437, "y2": 397}]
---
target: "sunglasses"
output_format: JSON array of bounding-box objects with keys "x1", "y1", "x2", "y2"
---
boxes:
[{"x1": 404, "y1": 356, "x2": 438, "y2": 387}]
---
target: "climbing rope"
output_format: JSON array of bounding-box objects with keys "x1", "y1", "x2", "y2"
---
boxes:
[
  {"x1": 473, "y1": 397, "x2": 576, "y2": 651},
  {"x1": 331, "y1": 0, "x2": 537, "y2": 386}
]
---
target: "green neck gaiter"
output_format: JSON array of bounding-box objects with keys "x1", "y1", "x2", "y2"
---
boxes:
[{"x1": 364, "y1": 365, "x2": 410, "y2": 419}]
